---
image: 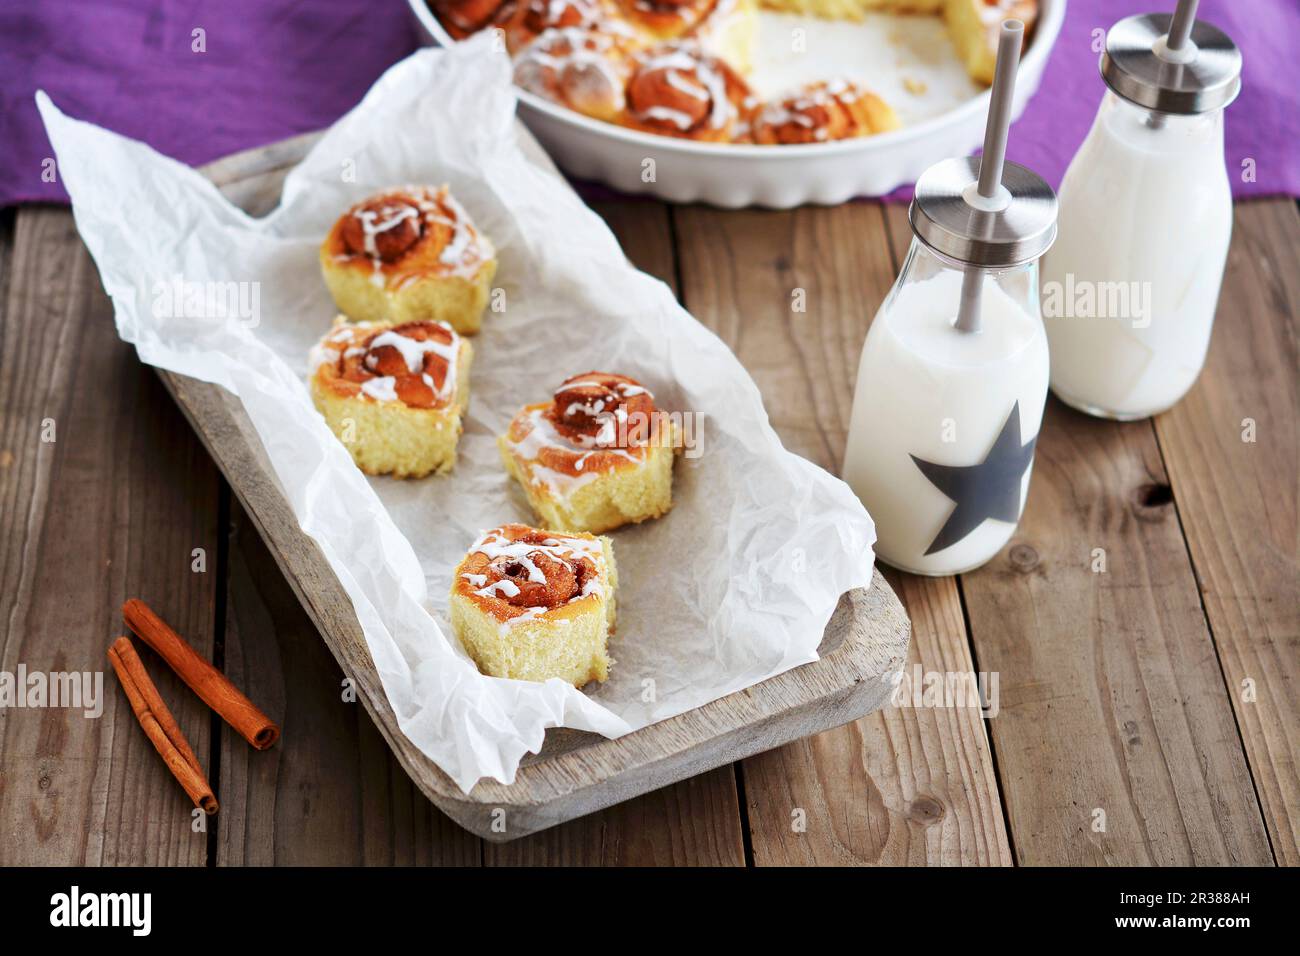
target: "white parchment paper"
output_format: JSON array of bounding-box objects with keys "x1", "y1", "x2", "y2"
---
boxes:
[{"x1": 38, "y1": 36, "x2": 876, "y2": 792}]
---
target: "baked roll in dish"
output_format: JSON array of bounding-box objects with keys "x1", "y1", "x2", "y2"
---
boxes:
[
  {"x1": 615, "y1": 0, "x2": 715, "y2": 39},
  {"x1": 751, "y1": 80, "x2": 900, "y2": 144},
  {"x1": 499, "y1": 371, "x2": 678, "y2": 533},
  {"x1": 310, "y1": 318, "x2": 472, "y2": 478},
  {"x1": 320, "y1": 186, "x2": 497, "y2": 335},
  {"x1": 502, "y1": 0, "x2": 624, "y2": 53},
  {"x1": 623, "y1": 42, "x2": 755, "y2": 142},
  {"x1": 513, "y1": 27, "x2": 637, "y2": 123},
  {"x1": 613, "y1": 0, "x2": 757, "y2": 70},
  {"x1": 686, "y1": 0, "x2": 758, "y2": 73},
  {"x1": 450, "y1": 524, "x2": 617, "y2": 686},
  {"x1": 944, "y1": 0, "x2": 1038, "y2": 85},
  {"x1": 431, "y1": 0, "x2": 518, "y2": 39}
]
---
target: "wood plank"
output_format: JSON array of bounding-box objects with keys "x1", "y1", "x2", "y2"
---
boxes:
[
  {"x1": 0, "y1": 208, "x2": 221, "y2": 864},
  {"x1": 1153, "y1": 199, "x2": 1299, "y2": 864},
  {"x1": 485, "y1": 198, "x2": 745, "y2": 864},
  {"x1": 215, "y1": 497, "x2": 480, "y2": 865},
  {"x1": 591, "y1": 199, "x2": 680, "y2": 293},
  {"x1": 883, "y1": 189, "x2": 1276, "y2": 865},
  {"x1": 483, "y1": 766, "x2": 745, "y2": 865},
  {"x1": 165, "y1": 356, "x2": 908, "y2": 839},
  {"x1": 675, "y1": 202, "x2": 1010, "y2": 865},
  {"x1": 8, "y1": 125, "x2": 910, "y2": 848}
]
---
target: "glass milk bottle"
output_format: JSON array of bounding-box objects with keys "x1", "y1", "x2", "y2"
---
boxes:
[
  {"x1": 1041, "y1": 1, "x2": 1242, "y2": 419},
  {"x1": 843, "y1": 20, "x2": 1058, "y2": 575}
]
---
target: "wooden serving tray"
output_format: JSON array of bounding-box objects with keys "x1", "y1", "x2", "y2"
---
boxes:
[{"x1": 159, "y1": 128, "x2": 912, "y2": 841}]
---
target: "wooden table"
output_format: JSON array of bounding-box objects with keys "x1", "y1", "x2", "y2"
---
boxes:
[{"x1": 0, "y1": 191, "x2": 1294, "y2": 866}]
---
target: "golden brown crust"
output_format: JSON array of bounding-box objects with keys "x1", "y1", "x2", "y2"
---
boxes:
[
  {"x1": 614, "y1": 0, "x2": 718, "y2": 39},
  {"x1": 513, "y1": 27, "x2": 637, "y2": 122},
  {"x1": 622, "y1": 42, "x2": 754, "y2": 141},
  {"x1": 503, "y1": 371, "x2": 669, "y2": 481},
  {"x1": 452, "y1": 524, "x2": 607, "y2": 625},
  {"x1": 751, "y1": 80, "x2": 899, "y2": 144},
  {"x1": 311, "y1": 319, "x2": 462, "y2": 410},
  {"x1": 502, "y1": 0, "x2": 623, "y2": 52},
  {"x1": 432, "y1": 0, "x2": 518, "y2": 38},
  {"x1": 321, "y1": 186, "x2": 492, "y2": 292}
]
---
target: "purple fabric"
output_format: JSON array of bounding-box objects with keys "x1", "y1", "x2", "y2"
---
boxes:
[
  {"x1": 0, "y1": 1, "x2": 418, "y2": 205},
  {"x1": 2, "y1": 1, "x2": 1296, "y2": 206},
  {"x1": 999, "y1": 0, "x2": 1299, "y2": 202}
]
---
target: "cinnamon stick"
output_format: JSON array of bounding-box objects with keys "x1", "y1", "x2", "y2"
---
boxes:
[
  {"x1": 123, "y1": 598, "x2": 280, "y2": 750},
  {"x1": 108, "y1": 637, "x2": 218, "y2": 815}
]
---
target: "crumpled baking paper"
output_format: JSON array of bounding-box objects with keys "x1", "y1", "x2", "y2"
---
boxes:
[{"x1": 38, "y1": 34, "x2": 876, "y2": 793}]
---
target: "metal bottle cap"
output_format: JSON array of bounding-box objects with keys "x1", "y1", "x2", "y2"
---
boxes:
[
  {"x1": 1101, "y1": 13, "x2": 1242, "y2": 114},
  {"x1": 909, "y1": 156, "x2": 1058, "y2": 269}
]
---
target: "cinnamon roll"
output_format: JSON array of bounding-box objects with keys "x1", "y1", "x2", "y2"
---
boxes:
[
  {"x1": 309, "y1": 317, "x2": 472, "y2": 478},
  {"x1": 431, "y1": 0, "x2": 518, "y2": 39},
  {"x1": 751, "y1": 80, "x2": 899, "y2": 145},
  {"x1": 945, "y1": 0, "x2": 1038, "y2": 85},
  {"x1": 623, "y1": 42, "x2": 755, "y2": 142},
  {"x1": 501, "y1": 0, "x2": 624, "y2": 53},
  {"x1": 320, "y1": 186, "x2": 497, "y2": 335},
  {"x1": 513, "y1": 27, "x2": 636, "y2": 123},
  {"x1": 499, "y1": 371, "x2": 679, "y2": 533},
  {"x1": 450, "y1": 524, "x2": 618, "y2": 686}
]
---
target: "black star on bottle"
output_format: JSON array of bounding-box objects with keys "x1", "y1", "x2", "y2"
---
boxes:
[{"x1": 910, "y1": 402, "x2": 1037, "y2": 556}]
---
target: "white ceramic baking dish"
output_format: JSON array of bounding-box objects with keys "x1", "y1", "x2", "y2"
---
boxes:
[{"x1": 407, "y1": 0, "x2": 1065, "y2": 208}]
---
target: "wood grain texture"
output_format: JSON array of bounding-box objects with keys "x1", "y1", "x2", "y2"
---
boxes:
[
  {"x1": 879, "y1": 197, "x2": 1276, "y2": 866},
  {"x1": 480, "y1": 199, "x2": 743, "y2": 864},
  {"x1": 591, "y1": 199, "x2": 680, "y2": 293},
  {"x1": 146, "y1": 130, "x2": 911, "y2": 843},
  {"x1": 1153, "y1": 200, "x2": 1299, "y2": 864},
  {"x1": 483, "y1": 766, "x2": 746, "y2": 865},
  {"x1": 675, "y1": 202, "x2": 1010, "y2": 865},
  {"x1": 0, "y1": 208, "x2": 220, "y2": 864},
  {"x1": 216, "y1": 498, "x2": 480, "y2": 865}
]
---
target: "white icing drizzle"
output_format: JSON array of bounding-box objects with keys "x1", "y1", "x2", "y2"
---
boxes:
[
  {"x1": 430, "y1": 190, "x2": 479, "y2": 269},
  {"x1": 360, "y1": 376, "x2": 398, "y2": 402},
  {"x1": 505, "y1": 407, "x2": 646, "y2": 494},
  {"x1": 315, "y1": 320, "x2": 461, "y2": 406},
  {"x1": 308, "y1": 342, "x2": 341, "y2": 374},
  {"x1": 476, "y1": 579, "x2": 521, "y2": 599},
  {"x1": 501, "y1": 606, "x2": 547, "y2": 632},
  {"x1": 352, "y1": 202, "x2": 419, "y2": 260},
  {"x1": 756, "y1": 79, "x2": 866, "y2": 141},
  {"x1": 529, "y1": 463, "x2": 603, "y2": 495},
  {"x1": 344, "y1": 186, "x2": 490, "y2": 284},
  {"x1": 632, "y1": 46, "x2": 734, "y2": 131},
  {"x1": 364, "y1": 328, "x2": 459, "y2": 406},
  {"x1": 642, "y1": 105, "x2": 697, "y2": 130},
  {"x1": 559, "y1": 379, "x2": 651, "y2": 400},
  {"x1": 514, "y1": 27, "x2": 630, "y2": 113},
  {"x1": 665, "y1": 67, "x2": 709, "y2": 101},
  {"x1": 464, "y1": 529, "x2": 608, "y2": 630}
]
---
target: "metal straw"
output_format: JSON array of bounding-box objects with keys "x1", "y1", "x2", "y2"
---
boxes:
[
  {"x1": 1165, "y1": 0, "x2": 1199, "y2": 52},
  {"x1": 955, "y1": 20, "x2": 1024, "y2": 334},
  {"x1": 1146, "y1": 0, "x2": 1200, "y2": 129}
]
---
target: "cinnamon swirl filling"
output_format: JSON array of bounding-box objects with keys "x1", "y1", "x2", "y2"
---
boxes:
[
  {"x1": 312, "y1": 320, "x2": 460, "y2": 409},
  {"x1": 503, "y1": 371, "x2": 663, "y2": 487},
  {"x1": 625, "y1": 43, "x2": 751, "y2": 138},
  {"x1": 752, "y1": 80, "x2": 899, "y2": 145},
  {"x1": 327, "y1": 186, "x2": 487, "y2": 283},
  {"x1": 460, "y1": 525, "x2": 605, "y2": 615}
]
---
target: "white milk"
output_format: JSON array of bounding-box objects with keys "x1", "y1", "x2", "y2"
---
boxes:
[
  {"x1": 1041, "y1": 93, "x2": 1232, "y2": 419},
  {"x1": 843, "y1": 262, "x2": 1049, "y2": 575}
]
